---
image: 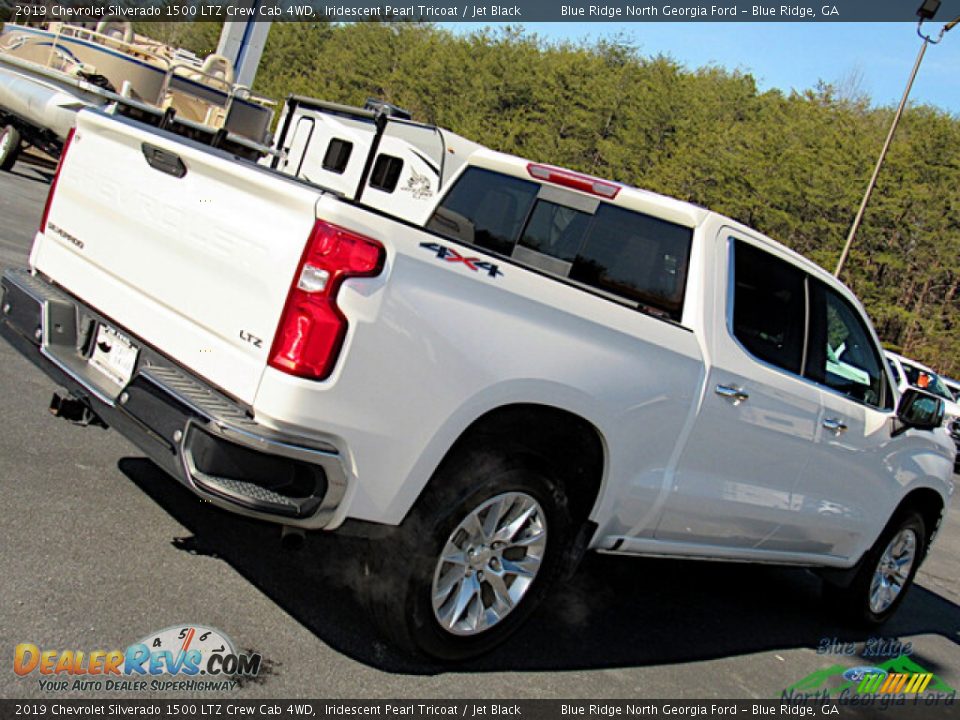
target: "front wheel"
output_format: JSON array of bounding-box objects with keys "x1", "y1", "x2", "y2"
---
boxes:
[
  {"x1": 367, "y1": 449, "x2": 574, "y2": 660},
  {"x1": 825, "y1": 511, "x2": 927, "y2": 625},
  {"x1": 0, "y1": 124, "x2": 23, "y2": 172}
]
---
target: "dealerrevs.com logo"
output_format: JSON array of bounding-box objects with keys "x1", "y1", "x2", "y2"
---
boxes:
[{"x1": 14, "y1": 625, "x2": 262, "y2": 692}]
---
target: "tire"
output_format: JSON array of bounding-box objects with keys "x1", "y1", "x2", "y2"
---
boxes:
[
  {"x1": 365, "y1": 447, "x2": 575, "y2": 661},
  {"x1": 824, "y1": 510, "x2": 927, "y2": 626},
  {"x1": 0, "y1": 124, "x2": 22, "y2": 172}
]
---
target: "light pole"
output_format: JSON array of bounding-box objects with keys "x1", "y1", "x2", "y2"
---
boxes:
[{"x1": 834, "y1": 1, "x2": 958, "y2": 278}]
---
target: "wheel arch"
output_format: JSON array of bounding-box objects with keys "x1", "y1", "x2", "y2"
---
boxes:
[
  {"x1": 422, "y1": 403, "x2": 607, "y2": 524},
  {"x1": 363, "y1": 403, "x2": 608, "y2": 659},
  {"x1": 819, "y1": 485, "x2": 947, "y2": 590},
  {"x1": 857, "y1": 484, "x2": 947, "y2": 567},
  {"x1": 895, "y1": 486, "x2": 947, "y2": 556}
]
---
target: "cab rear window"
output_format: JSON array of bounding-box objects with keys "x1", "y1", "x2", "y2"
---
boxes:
[
  {"x1": 427, "y1": 167, "x2": 693, "y2": 321},
  {"x1": 426, "y1": 168, "x2": 538, "y2": 255}
]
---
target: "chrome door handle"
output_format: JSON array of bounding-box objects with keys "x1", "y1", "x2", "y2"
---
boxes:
[
  {"x1": 716, "y1": 385, "x2": 749, "y2": 404},
  {"x1": 823, "y1": 418, "x2": 848, "y2": 434}
]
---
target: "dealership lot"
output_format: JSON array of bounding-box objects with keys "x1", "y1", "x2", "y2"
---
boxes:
[{"x1": 1, "y1": 159, "x2": 959, "y2": 700}]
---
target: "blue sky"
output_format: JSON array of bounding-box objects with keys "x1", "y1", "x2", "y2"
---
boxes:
[{"x1": 453, "y1": 22, "x2": 960, "y2": 114}]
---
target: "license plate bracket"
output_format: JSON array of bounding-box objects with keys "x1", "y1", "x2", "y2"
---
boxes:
[{"x1": 88, "y1": 323, "x2": 139, "y2": 387}]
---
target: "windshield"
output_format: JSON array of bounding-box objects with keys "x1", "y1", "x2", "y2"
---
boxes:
[
  {"x1": 944, "y1": 381, "x2": 960, "y2": 403},
  {"x1": 901, "y1": 362, "x2": 954, "y2": 401}
]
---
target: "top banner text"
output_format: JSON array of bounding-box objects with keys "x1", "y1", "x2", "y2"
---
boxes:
[{"x1": 4, "y1": 0, "x2": 960, "y2": 22}]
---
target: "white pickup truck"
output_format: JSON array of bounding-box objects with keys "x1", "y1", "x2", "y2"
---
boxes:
[{"x1": 1, "y1": 98, "x2": 955, "y2": 660}]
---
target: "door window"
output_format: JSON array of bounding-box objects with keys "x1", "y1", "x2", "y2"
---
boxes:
[
  {"x1": 901, "y1": 361, "x2": 953, "y2": 401},
  {"x1": 731, "y1": 240, "x2": 806, "y2": 375},
  {"x1": 806, "y1": 282, "x2": 889, "y2": 409}
]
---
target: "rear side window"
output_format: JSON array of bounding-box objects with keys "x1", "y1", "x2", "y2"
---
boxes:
[
  {"x1": 732, "y1": 240, "x2": 806, "y2": 375},
  {"x1": 901, "y1": 363, "x2": 952, "y2": 400},
  {"x1": 902, "y1": 361, "x2": 923, "y2": 386},
  {"x1": 427, "y1": 168, "x2": 539, "y2": 255}
]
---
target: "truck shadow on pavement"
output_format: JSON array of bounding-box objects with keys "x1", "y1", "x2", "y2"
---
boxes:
[
  {"x1": 119, "y1": 457, "x2": 960, "y2": 677},
  {"x1": 12, "y1": 158, "x2": 55, "y2": 184},
  {"x1": 10, "y1": 167, "x2": 54, "y2": 184}
]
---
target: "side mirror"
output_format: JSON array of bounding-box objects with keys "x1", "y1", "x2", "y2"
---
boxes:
[{"x1": 894, "y1": 388, "x2": 944, "y2": 435}]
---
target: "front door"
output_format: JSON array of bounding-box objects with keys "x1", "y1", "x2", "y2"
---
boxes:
[{"x1": 768, "y1": 279, "x2": 896, "y2": 559}]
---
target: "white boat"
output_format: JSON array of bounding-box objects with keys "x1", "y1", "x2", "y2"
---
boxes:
[{"x1": 0, "y1": 20, "x2": 275, "y2": 169}]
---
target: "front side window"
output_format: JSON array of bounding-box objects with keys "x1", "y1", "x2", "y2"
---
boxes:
[
  {"x1": 806, "y1": 282, "x2": 888, "y2": 408},
  {"x1": 930, "y1": 377, "x2": 955, "y2": 402},
  {"x1": 731, "y1": 240, "x2": 806, "y2": 375},
  {"x1": 947, "y1": 382, "x2": 960, "y2": 402}
]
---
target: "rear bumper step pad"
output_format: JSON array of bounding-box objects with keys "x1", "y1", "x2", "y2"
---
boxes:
[{"x1": 0, "y1": 267, "x2": 347, "y2": 528}]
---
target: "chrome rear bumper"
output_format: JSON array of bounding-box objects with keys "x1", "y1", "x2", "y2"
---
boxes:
[{"x1": 0, "y1": 267, "x2": 347, "y2": 529}]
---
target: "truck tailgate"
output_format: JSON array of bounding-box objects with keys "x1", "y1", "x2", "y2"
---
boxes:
[{"x1": 31, "y1": 110, "x2": 321, "y2": 404}]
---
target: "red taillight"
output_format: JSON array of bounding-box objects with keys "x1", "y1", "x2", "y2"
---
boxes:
[
  {"x1": 526, "y1": 163, "x2": 621, "y2": 199},
  {"x1": 39, "y1": 127, "x2": 76, "y2": 235},
  {"x1": 268, "y1": 220, "x2": 385, "y2": 380}
]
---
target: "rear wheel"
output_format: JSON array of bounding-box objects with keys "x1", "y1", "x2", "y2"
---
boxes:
[
  {"x1": 825, "y1": 511, "x2": 926, "y2": 625},
  {"x1": 0, "y1": 124, "x2": 22, "y2": 172},
  {"x1": 366, "y1": 448, "x2": 574, "y2": 660}
]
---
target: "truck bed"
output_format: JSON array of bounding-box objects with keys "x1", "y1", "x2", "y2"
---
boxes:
[{"x1": 33, "y1": 110, "x2": 323, "y2": 404}]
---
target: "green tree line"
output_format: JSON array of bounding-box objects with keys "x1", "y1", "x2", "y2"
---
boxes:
[{"x1": 141, "y1": 21, "x2": 960, "y2": 376}]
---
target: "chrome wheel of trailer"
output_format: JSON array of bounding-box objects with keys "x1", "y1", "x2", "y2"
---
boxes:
[{"x1": 0, "y1": 124, "x2": 22, "y2": 172}]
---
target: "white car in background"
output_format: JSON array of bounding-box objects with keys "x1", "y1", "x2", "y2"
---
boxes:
[
  {"x1": 886, "y1": 351, "x2": 960, "y2": 417},
  {"x1": 886, "y1": 352, "x2": 960, "y2": 473},
  {"x1": 943, "y1": 376, "x2": 960, "y2": 473},
  {"x1": 944, "y1": 376, "x2": 960, "y2": 403}
]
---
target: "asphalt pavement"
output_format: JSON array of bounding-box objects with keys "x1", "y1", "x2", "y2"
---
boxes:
[{"x1": 1, "y1": 158, "x2": 958, "y2": 700}]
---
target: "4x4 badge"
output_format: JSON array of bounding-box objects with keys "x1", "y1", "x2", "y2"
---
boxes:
[{"x1": 419, "y1": 242, "x2": 503, "y2": 278}]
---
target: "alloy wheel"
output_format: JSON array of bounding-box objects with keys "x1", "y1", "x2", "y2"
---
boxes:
[
  {"x1": 869, "y1": 528, "x2": 917, "y2": 614},
  {"x1": 431, "y1": 492, "x2": 547, "y2": 636}
]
